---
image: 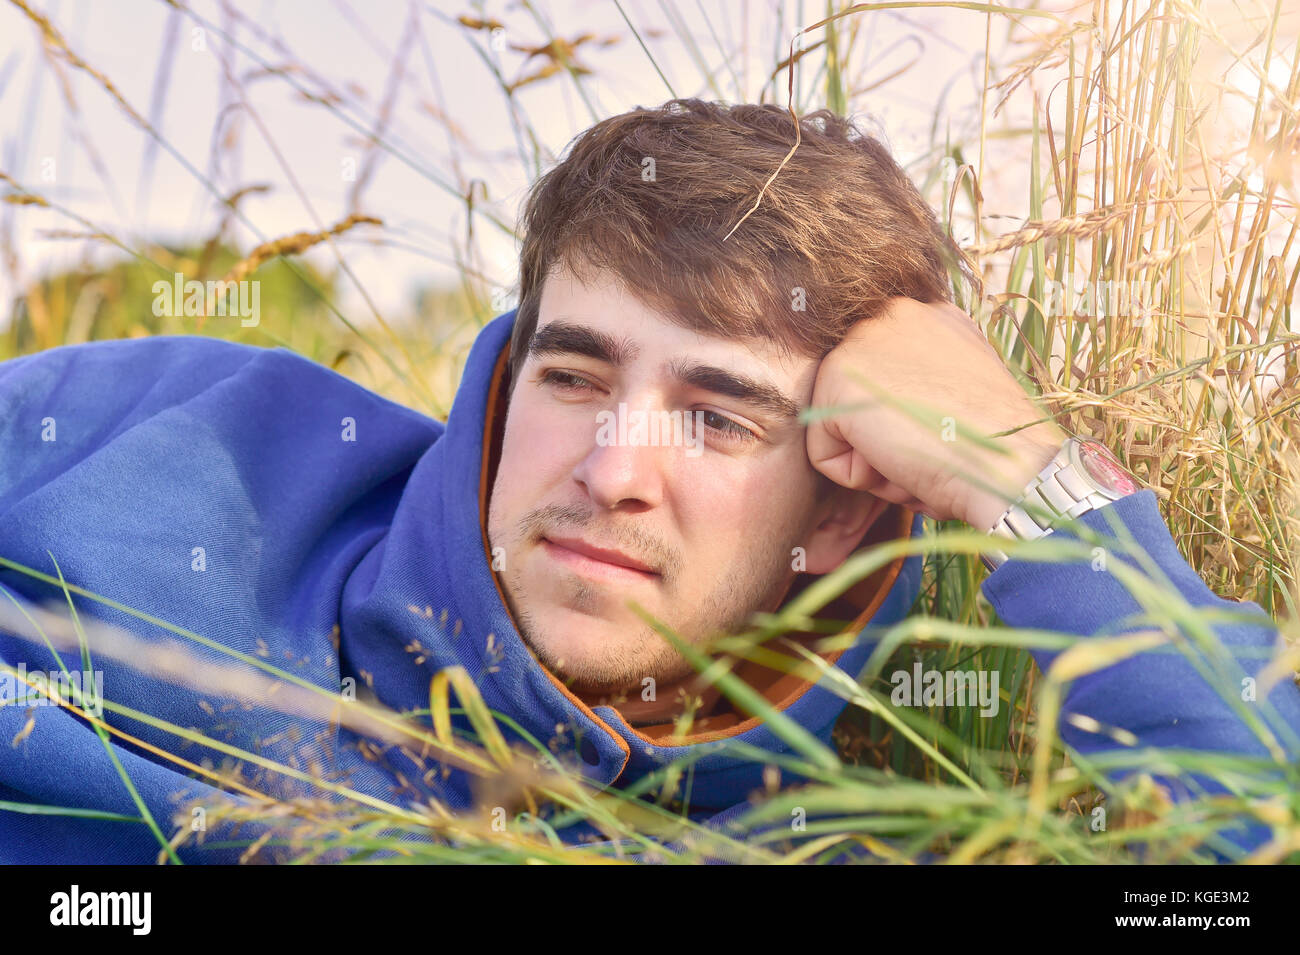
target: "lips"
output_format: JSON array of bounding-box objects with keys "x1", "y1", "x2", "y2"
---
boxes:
[{"x1": 541, "y1": 535, "x2": 659, "y2": 581}]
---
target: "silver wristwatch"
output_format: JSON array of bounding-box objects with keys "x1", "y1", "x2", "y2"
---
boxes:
[{"x1": 982, "y1": 436, "x2": 1140, "y2": 572}]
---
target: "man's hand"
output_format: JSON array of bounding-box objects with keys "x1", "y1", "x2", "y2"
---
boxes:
[{"x1": 807, "y1": 298, "x2": 1068, "y2": 531}]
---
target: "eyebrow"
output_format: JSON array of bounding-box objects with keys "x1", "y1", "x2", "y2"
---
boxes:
[
  {"x1": 528, "y1": 320, "x2": 639, "y2": 366},
  {"x1": 669, "y1": 360, "x2": 802, "y2": 422},
  {"x1": 529, "y1": 318, "x2": 802, "y2": 423}
]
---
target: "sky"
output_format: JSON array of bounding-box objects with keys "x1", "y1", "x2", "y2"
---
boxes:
[
  {"x1": 0, "y1": 0, "x2": 1293, "y2": 333},
  {"x1": 0, "y1": 0, "x2": 1027, "y2": 327}
]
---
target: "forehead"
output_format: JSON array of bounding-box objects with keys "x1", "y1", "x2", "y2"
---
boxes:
[{"x1": 536, "y1": 266, "x2": 816, "y2": 391}]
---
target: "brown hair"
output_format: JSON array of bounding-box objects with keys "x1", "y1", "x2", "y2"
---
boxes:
[{"x1": 508, "y1": 97, "x2": 964, "y2": 388}]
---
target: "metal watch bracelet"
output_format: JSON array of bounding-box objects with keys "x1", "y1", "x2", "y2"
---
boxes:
[{"x1": 981, "y1": 436, "x2": 1139, "y2": 572}]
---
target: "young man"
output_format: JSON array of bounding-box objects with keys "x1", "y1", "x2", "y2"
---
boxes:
[{"x1": 0, "y1": 99, "x2": 1295, "y2": 863}]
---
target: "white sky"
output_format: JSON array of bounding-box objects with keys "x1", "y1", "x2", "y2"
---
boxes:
[
  {"x1": 0, "y1": 0, "x2": 1030, "y2": 326},
  {"x1": 0, "y1": 1, "x2": 1292, "y2": 331}
]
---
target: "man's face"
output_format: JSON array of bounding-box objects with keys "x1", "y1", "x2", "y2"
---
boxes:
[{"x1": 487, "y1": 266, "x2": 854, "y2": 695}]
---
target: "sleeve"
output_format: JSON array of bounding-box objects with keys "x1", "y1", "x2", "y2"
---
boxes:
[
  {"x1": 0, "y1": 337, "x2": 278, "y2": 862},
  {"x1": 981, "y1": 488, "x2": 1300, "y2": 859}
]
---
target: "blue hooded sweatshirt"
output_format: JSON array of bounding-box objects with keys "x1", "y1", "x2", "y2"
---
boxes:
[{"x1": 0, "y1": 310, "x2": 1296, "y2": 863}]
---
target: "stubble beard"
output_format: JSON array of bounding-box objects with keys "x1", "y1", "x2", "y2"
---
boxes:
[{"x1": 488, "y1": 500, "x2": 800, "y2": 696}]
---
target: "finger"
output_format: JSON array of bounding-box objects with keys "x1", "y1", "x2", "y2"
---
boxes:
[
  {"x1": 807, "y1": 419, "x2": 882, "y2": 490},
  {"x1": 812, "y1": 445, "x2": 881, "y2": 491},
  {"x1": 864, "y1": 480, "x2": 916, "y2": 506}
]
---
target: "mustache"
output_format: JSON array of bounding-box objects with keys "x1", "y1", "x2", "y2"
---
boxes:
[{"x1": 518, "y1": 503, "x2": 681, "y2": 581}]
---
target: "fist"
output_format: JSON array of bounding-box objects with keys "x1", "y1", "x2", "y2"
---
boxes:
[{"x1": 806, "y1": 298, "x2": 1068, "y2": 531}]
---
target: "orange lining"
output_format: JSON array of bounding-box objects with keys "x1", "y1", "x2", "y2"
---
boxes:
[{"x1": 476, "y1": 342, "x2": 913, "y2": 752}]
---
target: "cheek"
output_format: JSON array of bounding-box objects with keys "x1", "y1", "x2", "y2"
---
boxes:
[
  {"x1": 673, "y1": 456, "x2": 819, "y2": 567},
  {"x1": 494, "y1": 399, "x2": 586, "y2": 511}
]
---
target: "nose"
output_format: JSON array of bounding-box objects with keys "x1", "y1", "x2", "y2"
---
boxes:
[{"x1": 572, "y1": 409, "x2": 669, "y2": 512}]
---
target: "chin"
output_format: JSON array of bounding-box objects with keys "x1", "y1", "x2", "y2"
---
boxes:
[
  {"x1": 506, "y1": 545, "x2": 677, "y2": 689},
  {"x1": 521, "y1": 607, "x2": 647, "y2": 692},
  {"x1": 530, "y1": 609, "x2": 619, "y2": 662}
]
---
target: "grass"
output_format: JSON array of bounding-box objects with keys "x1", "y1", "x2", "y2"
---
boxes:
[{"x1": 0, "y1": 0, "x2": 1297, "y2": 863}]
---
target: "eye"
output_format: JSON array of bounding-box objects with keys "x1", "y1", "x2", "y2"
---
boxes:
[
  {"x1": 539, "y1": 369, "x2": 597, "y2": 393},
  {"x1": 697, "y1": 409, "x2": 758, "y2": 443}
]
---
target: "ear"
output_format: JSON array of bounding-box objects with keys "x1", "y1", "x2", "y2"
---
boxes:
[{"x1": 801, "y1": 487, "x2": 892, "y2": 575}]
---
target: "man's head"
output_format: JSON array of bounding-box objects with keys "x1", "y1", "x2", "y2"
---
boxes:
[{"x1": 487, "y1": 98, "x2": 959, "y2": 697}]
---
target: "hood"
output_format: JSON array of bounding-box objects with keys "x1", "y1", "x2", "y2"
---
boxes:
[{"x1": 340, "y1": 310, "x2": 927, "y2": 812}]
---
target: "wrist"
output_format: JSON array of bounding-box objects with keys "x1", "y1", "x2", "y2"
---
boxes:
[{"x1": 963, "y1": 432, "x2": 1067, "y2": 532}]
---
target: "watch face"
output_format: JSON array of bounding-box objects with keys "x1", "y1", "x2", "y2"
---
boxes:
[{"x1": 1076, "y1": 440, "x2": 1139, "y2": 495}]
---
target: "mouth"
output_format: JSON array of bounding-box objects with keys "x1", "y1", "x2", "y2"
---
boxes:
[{"x1": 540, "y1": 536, "x2": 660, "y2": 583}]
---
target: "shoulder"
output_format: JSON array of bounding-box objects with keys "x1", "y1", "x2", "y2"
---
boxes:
[
  {"x1": 2, "y1": 334, "x2": 420, "y2": 407},
  {"x1": 0, "y1": 335, "x2": 264, "y2": 398},
  {"x1": 0, "y1": 335, "x2": 443, "y2": 454}
]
